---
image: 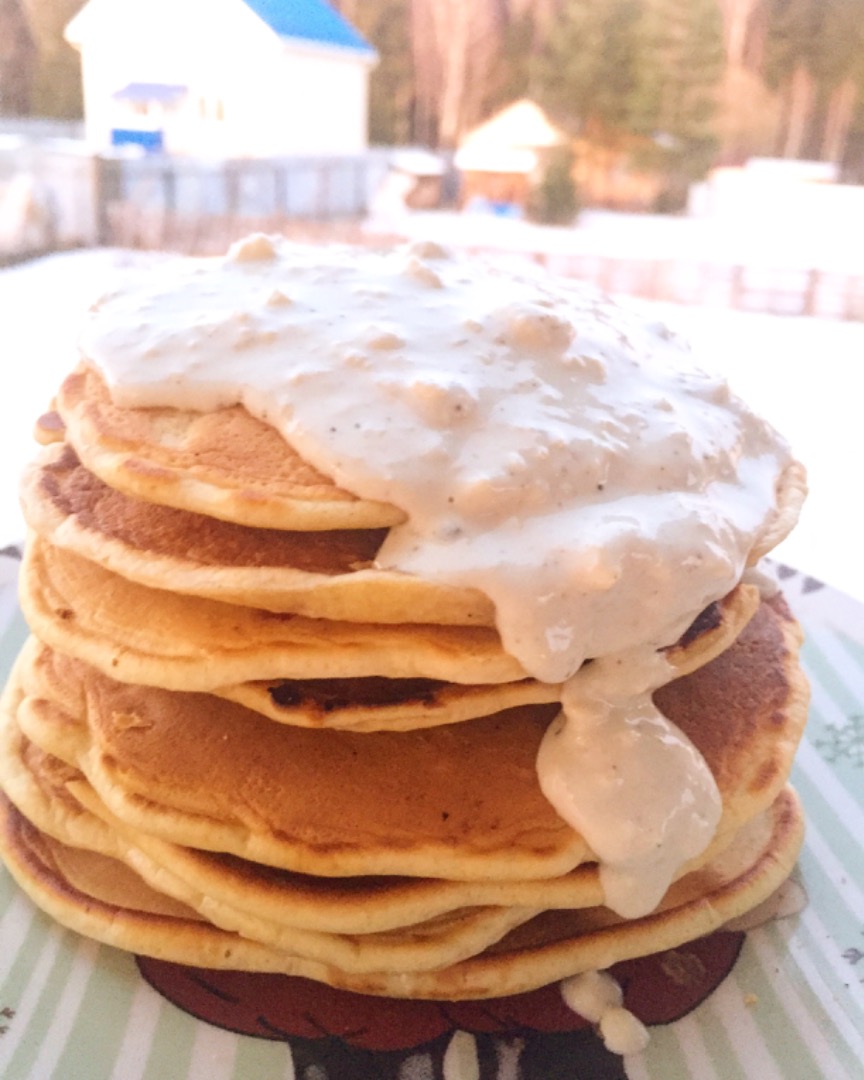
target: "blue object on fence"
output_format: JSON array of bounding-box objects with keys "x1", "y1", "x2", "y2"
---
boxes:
[{"x1": 111, "y1": 128, "x2": 164, "y2": 154}]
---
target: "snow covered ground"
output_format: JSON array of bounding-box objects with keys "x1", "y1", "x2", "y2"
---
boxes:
[{"x1": 0, "y1": 237, "x2": 860, "y2": 602}]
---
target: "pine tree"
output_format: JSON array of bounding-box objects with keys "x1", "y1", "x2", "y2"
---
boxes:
[
  {"x1": 632, "y1": 0, "x2": 726, "y2": 202},
  {"x1": 527, "y1": 0, "x2": 725, "y2": 209},
  {"x1": 531, "y1": 0, "x2": 646, "y2": 144}
]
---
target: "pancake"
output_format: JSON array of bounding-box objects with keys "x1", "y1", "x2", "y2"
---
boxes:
[
  {"x1": 0, "y1": 785, "x2": 805, "y2": 999},
  {"x1": 0, "y1": 682, "x2": 123, "y2": 860},
  {"x1": 56, "y1": 362, "x2": 406, "y2": 531},
  {"x1": 20, "y1": 540, "x2": 760, "y2": 724},
  {"x1": 219, "y1": 585, "x2": 761, "y2": 731},
  {"x1": 20, "y1": 539, "x2": 528, "y2": 690},
  {"x1": 0, "y1": 681, "x2": 603, "y2": 932},
  {"x1": 0, "y1": 239, "x2": 811, "y2": 1009},
  {"x1": 11, "y1": 595, "x2": 807, "y2": 884},
  {"x1": 20, "y1": 442, "x2": 495, "y2": 626},
  {"x1": 216, "y1": 673, "x2": 560, "y2": 732},
  {"x1": 0, "y1": 714, "x2": 544, "y2": 974},
  {"x1": 21, "y1": 441, "x2": 807, "y2": 629}
]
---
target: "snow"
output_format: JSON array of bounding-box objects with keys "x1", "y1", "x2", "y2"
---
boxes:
[
  {"x1": 377, "y1": 190, "x2": 864, "y2": 275},
  {"x1": 0, "y1": 236, "x2": 860, "y2": 601},
  {"x1": 620, "y1": 300, "x2": 862, "y2": 601},
  {"x1": 0, "y1": 248, "x2": 166, "y2": 537}
]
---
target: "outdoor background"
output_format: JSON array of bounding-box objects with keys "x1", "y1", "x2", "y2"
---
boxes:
[
  {"x1": 4, "y1": 0, "x2": 864, "y2": 188},
  {"x1": 1, "y1": 0, "x2": 863, "y2": 601}
]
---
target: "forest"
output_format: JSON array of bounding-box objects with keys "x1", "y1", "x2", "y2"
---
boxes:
[{"x1": 3, "y1": 0, "x2": 864, "y2": 206}]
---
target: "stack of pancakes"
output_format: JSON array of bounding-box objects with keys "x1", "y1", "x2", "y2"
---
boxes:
[{"x1": 0, "y1": 251, "x2": 809, "y2": 1003}]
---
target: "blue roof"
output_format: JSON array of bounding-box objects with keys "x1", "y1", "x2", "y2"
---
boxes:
[{"x1": 242, "y1": 0, "x2": 375, "y2": 54}]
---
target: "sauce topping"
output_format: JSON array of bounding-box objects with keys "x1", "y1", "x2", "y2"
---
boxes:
[
  {"x1": 79, "y1": 235, "x2": 799, "y2": 914},
  {"x1": 537, "y1": 646, "x2": 721, "y2": 916},
  {"x1": 561, "y1": 970, "x2": 650, "y2": 1055}
]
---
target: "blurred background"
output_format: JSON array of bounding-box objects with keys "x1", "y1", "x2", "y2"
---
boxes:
[{"x1": 1, "y1": 0, "x2": 863, "y2": 600}]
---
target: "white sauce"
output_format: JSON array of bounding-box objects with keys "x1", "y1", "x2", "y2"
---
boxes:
[
  {"x1": 599, "y1": 1007, "x2": 651, "y2": 1056},
  {"x1": 561, "y1": 970, "x2": 650, "y2": 1055},
  {"x1": 79, "y1": 234, "x2": 798, "y2": 915},
  {"x1": 537, "y1": 646, "x2": 721, "y2": 916},
  {"x1": 561, "y1": 969, "x2": 623, "y2": 1023}
]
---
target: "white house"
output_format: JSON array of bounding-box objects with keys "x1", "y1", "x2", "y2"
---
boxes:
[{"x1": 64, "y1": 0, "x2": 377, "y2": 157}]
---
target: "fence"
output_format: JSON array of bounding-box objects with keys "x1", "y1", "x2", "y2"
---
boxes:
[
  {"x1": 523, "y1": 251, "x2": 864, "y2": 321},
  {"x1": 1, "y1": 139, "x2": 392, "y2": 261},
  {"x1": 94, "y1": 150, "x2": 392, "y2": 252},
  {"x1": 2, "y1": 131, "x2": 864, "y2": 319}
]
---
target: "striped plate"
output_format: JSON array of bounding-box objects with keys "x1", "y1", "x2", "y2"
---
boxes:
[{"x1": 1, "y1": 550, "x2": 862, "y2": 1080}]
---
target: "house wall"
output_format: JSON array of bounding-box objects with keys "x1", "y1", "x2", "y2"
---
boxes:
[
  {"x1": 242, "y1": 45, "x2": 371, "y2": 157},
  {"x1": 69, "y1": 0, "x2": 371, "y2": 157}
]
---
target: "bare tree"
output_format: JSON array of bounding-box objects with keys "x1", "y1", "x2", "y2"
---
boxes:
[
  {"x1": 0, "y1": 0, "x2": 37, "y2": 115},
  {"x1": 822, "y1": 76, "x2": 858, "y2": 163},
  {"x1": 411, "y1": 0, "x2": 505, "y2": 147},
  {"x1": 718, "y1": 0, "x2": 762, "y2": 67}
]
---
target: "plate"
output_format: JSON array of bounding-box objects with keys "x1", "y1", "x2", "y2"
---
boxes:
[{"x1": 1, "y1": 550, "x2": 862, "y2": 1080}]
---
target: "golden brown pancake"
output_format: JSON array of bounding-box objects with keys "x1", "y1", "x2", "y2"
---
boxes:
[
  {"x1": 217, "y1": 584, "x2": 761, "y2": 731},
  {"x1": 216, "y1": 674, "x2": 560, "y2": 732},
  {"x1": 0, "y1": 786, "x2": 805, "y2": 999},
  {"x1": 20, "y1": 538, "x2": 528, "y2": 689},
  {"x1": 20, "y1": 442, "x2": 497, "y2": 625},
  {"x1": 22, "y1": 443, "x2": 809, "y2": 628},
  {"x1": 0, "y1": 716, "x2": 543, "y2": 974},
  {"x1": 55, "y1": 364, "x2": 808, "y2": 566},
  {"x1": 56, "y1": 363, "x2": 405, "y2": 530},
  {"x1": 20, "y1": 540, "x2": 761, "y2": 725},
  {"x1": 11, "y1": 595, "x2": 807, "y2": 885},
  {"x1": 0, "y1": 689, "x2": 604, "y2": 931}
]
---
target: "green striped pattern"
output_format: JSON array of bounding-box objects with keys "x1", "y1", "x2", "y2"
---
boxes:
[
  {"x1": 1, "y1": 566, "x2": 863, "y2": 1079},
  {"x1": 632, "y1": 622, "x2": 864, "y2": 1080}
]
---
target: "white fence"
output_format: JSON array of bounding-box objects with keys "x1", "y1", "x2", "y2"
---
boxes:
[
  {"x1": 3, "y1": 129, "x2": 864, "y2": 320},
  {"x1": 95, "y1": 150, "x2": 392, "y2": 251},
  {"x1": 0, "y1": 136, "x2": 392, "y2": 260}
]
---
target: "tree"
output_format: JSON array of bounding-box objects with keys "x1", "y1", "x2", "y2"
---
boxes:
[
  {"x1": 762, "y1": 0, "x2": 864, "y2": 161},
  {"x1": 9, "y1": 0, "x2": 85, "y2": 118},
  {"x1": 0, "y1": 0, "x2": 37, "y2": 115},
  {"x1": 410, "y1": 0, "x2": 505, "y2": 147},
  {"x1": 719, "y1": 0, "x2": 763, "y2": 67},
  {"x1": 531, "y1": 0, "x2": 646, "y2": 144},
  {"x1": 632, "y1": 0, "x2": 727, "y2": 194},
  {"x1": 333, "y1": 0, "x2": 414, "y2": 145},
  {"x1": 482, "y1": 7, "x2": 538, "y2": 119},
  {"x1": 528, "y1": 144, "x2": 580, "y2": 224},
  {"x1": 527, "y1": 0, "x2": 724, "y2": 208}
]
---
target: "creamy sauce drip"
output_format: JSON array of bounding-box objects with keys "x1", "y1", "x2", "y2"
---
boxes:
[
  {"x1": 561, "y1": 970, "x2": 650, "y2": 1055},
  {"x1": 537, "y1": 646, "x2": 721, "y2": 916},
  {"x1": 80, "y1": 234, "x2": 798, "y2": 915}
]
